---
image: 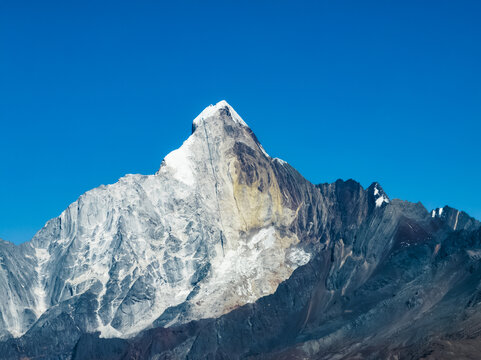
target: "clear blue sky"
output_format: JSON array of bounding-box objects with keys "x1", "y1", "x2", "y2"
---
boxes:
[{"x1": 1, "y1": 1, "x2": 480, "y2": 244}]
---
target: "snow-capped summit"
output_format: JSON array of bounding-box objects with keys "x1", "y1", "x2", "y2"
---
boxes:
[
  {"x1": 0, "y1": 101, "x2": 308, "y2": 340},
  {"x1": 367, "y1": 182, "x2": 390, "y2": 208},
  {"x1": 192, "y1": 100, "x2": 248, "y2": 129}
]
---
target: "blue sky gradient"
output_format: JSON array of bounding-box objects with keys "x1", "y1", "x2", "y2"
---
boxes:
[{"x1": 1, "y1": 1, "x2": 480, "y2": 244}]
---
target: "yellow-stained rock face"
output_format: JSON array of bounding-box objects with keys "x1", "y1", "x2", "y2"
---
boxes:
[
  {"x1": 228, "y1": 143, "x2": 296, "y2": 232},
  {"x1": 179, "y1": 115, "x2": 313, "y2": 322},
  {"x1": 185, "y1": 141, "x2": 309, "y2": 319}
]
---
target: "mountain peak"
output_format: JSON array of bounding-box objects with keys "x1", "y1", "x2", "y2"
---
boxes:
[
  {"x1": 431, "y1": 205, "x2": 480, "y2": 231},
  {"x1": 192, "y1": 100, "x2": 248, "y2": 132},
  {"x1": 158, "y1": 100, "x2": 268, "y2": 185},
  {"x1": 368, "y1": 182, "x2": 390, "y2": 208}
]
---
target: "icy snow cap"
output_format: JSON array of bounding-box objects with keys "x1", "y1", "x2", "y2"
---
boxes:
[
  {"x1": 192, "y1": 100, "x2": 248, "y2": 129},
  {"x1": 373, "y1": 183, "x2": 390, "y2": 208},
  {"x1": 158, "y1": 100, "x2": 256, "y2": 185}
]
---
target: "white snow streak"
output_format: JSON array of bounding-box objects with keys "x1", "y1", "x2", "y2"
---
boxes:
[
  {"x1": 454, "y1": 210, "x2": 460, "y2": 230},
  {"x1": 33, "y1": 247, "x2": 50, "y2": 317}
]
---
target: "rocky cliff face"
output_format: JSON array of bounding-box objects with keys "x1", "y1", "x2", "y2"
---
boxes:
[{"x1": 0, "y1": 101, "x2": 480, "y2": 359}]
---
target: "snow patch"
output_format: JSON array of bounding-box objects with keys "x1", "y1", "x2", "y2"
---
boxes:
[
  {"x1": 432, "y1": 207, "x2": 444, "y2": 218},
  {"x1": 162, "y1": 138, "x2": 195, "y2": 186},
  {"x1": 375, "y1": 196, "x2": 389, "y2": 207},
  {"x1": 287, "y1": 247, "x2": 311, "y2": 267},
  {"x1": 98, "y1": 324, "x2": 122, "y2": 338},
  {"x1": 274, "y1": 158, "x2": 287, "y2": 166},
  {"x1": 190, "y1": 226, "x2": 305, "y2": 320},
  {"x1": 373, "y1": 184, "x2": 389, "y2": 208},
  {"x1": 33, "y1": 247, "x2": 50, "y2": 317}
]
